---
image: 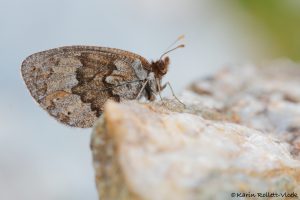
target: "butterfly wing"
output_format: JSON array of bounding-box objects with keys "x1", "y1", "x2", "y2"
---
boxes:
[{"x1": 21, "y1": 46, "x2": 150, "y2": 128}]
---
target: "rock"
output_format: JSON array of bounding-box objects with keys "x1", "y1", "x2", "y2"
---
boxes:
[
  {"x1": 91, "y1": 60, "x2": 300, "y2": 200},
  {"x1": 188, "y1": 59, "x2": 300, "y2": 158}
]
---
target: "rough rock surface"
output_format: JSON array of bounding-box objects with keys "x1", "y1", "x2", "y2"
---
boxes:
[
  {"x1": 188, "y1": 60, "x2": 300, "y2": 159},
  {"x1": 91, "y1": 60, "x2": 300, "y2": 200}
]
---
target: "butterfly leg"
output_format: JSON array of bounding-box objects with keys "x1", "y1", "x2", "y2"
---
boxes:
[
  {"x1": 161, "y1": 82, "x2": 185, "y2": 107},
  {"x1": 136, "y1": 79, "x2": 149, "y2": 100},
  {"x1": 156, "y1": 79, "x2": 164, "y2": 103}
]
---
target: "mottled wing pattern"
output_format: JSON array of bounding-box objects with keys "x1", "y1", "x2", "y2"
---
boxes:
[
  {"x1": 21, "y1": 46, "x2": 150, "y2": 128},
  {"x1": 105, "y1": 58, "x2": 148, "y2": 100}
]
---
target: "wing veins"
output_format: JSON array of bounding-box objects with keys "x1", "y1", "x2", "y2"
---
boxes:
[{"x1": 97, "y1": 80, "x2": 143, "y2": 92}]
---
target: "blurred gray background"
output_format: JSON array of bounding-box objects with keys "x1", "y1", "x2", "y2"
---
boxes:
[{"x1": 0, "y1": 0, "x2": 271, "y2": 199}]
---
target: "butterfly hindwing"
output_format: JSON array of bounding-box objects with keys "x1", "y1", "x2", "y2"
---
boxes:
[{"x1": 21, "y1": 46, "x2": 150, "y2": 127}]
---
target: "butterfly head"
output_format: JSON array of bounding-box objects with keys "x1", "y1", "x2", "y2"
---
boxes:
[
  {"x1": 151, "y1": 41, "x2": 185, "y2": 79},
  {"x1": 151, "y1": 56, "x2": 170, "y2": 79}
]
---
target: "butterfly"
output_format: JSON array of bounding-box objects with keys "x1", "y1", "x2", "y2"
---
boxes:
[{"x1": 21, "y1": 36, "x2": 184, "y2": 128}]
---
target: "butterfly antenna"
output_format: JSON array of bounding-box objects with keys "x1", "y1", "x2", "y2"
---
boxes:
[
  {"x1": 159, "y1": 44, "x2": 185, "y2": 60},
  {"x1": 164, "y1": 34, "x2": 185, "y2": 52},
  {"x1": 160, "y1": 35, "x2": 185, "y2": 60}
]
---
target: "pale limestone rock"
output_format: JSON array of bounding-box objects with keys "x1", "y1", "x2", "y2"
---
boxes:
[
  {"x1": 91, "y1": 60, "x2": 300, "y2": 200},
  {"x1": 188, "y1": 59, "x2": 300, "y2": 158}
]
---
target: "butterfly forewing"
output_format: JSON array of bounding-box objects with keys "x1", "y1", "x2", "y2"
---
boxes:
[{"x1": 21, "y1": 46, "x2": 151, "y2": 128}]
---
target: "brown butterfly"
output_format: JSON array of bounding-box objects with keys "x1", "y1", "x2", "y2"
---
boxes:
[{"x1": 21, "y1": 36, "x2": 184, "y2": 128}]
